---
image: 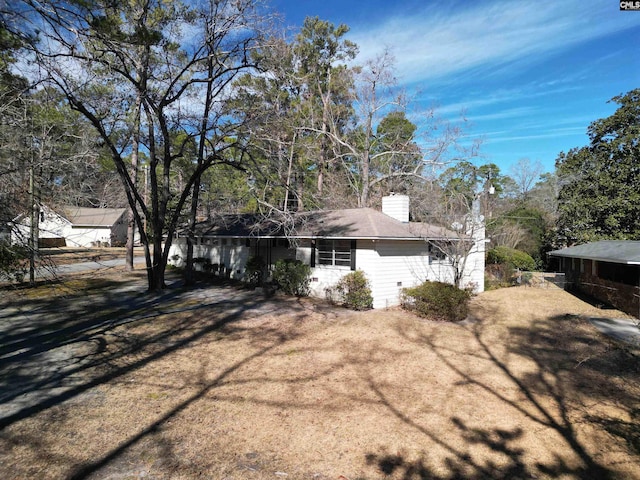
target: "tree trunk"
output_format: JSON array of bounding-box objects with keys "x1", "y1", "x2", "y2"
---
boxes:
[
  {"x1": 147, "y1": 234, "x2": 165, "y2": 291},
  {"x1": 296, "y1": 173, "x2": 305, "y2": 212},
  {"x1": 318, "y1": 78, "x2": 332, "y2": 197},
  {"x1": 283, "y1": 133, "x2": 296, "y2": 212},
  {"x1": 184, "y1": 176, "x2": 201, "y2": 286},
  {"x1": 28, "y1": 162, "x2": 39, "y2": 285},
  {"x1": 360, "y1": 150, "x2": 370, "y2": 208},
  {"x1": 125, "y1": 91, "x2": 142, "y2": 270},
  {"x1": 185, "y1": 49, "x2": 215, "y2": 285}
]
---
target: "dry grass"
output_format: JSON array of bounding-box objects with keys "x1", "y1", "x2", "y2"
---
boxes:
[
  {"x1": 38, "y1": 247, "x2": 133, "y2": 266},
  {"x1": 0, "y1": 276, "x2": 638, "y2": 480}
]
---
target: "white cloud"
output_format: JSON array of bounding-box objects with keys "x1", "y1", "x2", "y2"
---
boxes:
[
  {"x1": 466, "y1": 107, "x2": 539, "y2": 122},
  {"x1": 488, "y1": 126, "x2": 586, "y2": 143},
  {"x1": 347, "y1": 0, "x2": 639, "y2": 84}
]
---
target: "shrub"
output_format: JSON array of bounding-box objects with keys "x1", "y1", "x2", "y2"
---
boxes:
[
  {"x1": 486, "y1": 246, "x2": 537, "y2": 271},
  {"x1": 272, "y1": 259, "x2": 311, "y2": 296},
  {"x1": 334, "y1": 270, "x2": 373, "y2": 310},
  {"x1": 486, "y1": 246, "x2": 537, "y2": 288},
  {"x1": 484, "y1": 267, "x2": 514, "y2": 290},
  {"x1": 245, "y1": 256, "x2": 266, "y2": 286},
  {"x1": 0, "y1": 243, "x2": 28, "y2": 282},
  {"x1": 401, "y1": 281, "x2": 471, "y2": 322}
]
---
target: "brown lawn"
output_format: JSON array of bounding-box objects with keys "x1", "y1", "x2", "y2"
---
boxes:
[
  {"x1": 0, "y1": 272, "x2": 638, "y2": 480},
  {"x1": 35, "y1": 247, "x2": 133, "y2": 265}
]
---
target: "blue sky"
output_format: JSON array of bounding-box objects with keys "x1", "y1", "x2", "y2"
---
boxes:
[{"x1": 269, "y1": 0, "x2": 640, "y2": 176}]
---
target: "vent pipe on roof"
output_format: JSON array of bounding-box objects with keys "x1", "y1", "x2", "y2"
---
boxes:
[{"x1": 382, "y1": 194, "x2": 409, "y2": 223}]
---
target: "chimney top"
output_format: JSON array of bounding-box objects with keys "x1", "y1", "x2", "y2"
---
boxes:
[{"x1": 382, "y1": 194, "x2": 409, "y2": 223}]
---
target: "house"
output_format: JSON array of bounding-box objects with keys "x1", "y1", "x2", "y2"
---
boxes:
[
  {"x1": 549, "y1": 241, "x2": 640, "y2": 318},
  {"x1": 11, "y1": 204, "x2": 131, "y2": 248},
  {"x1": 168, "y1": 195, "x2": 486, "y2": 309}
]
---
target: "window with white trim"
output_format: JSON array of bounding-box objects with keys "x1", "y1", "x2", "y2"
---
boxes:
[{"x1": 317, "y1": 239, "x2": 351, "y2": 267}]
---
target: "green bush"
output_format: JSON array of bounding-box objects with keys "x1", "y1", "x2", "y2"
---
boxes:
[
  {"x1": 401, "y1": 281, "x2": 471, "y2": 322},
  {"x1": 272, "y1": 259, "x2": 311, "y2": 296},
  {"x1": 334, "y1": 270, "x2": 373, "y2": 310},
  {"x1": 486, "y1": 246, "x2": 537, "y2": 271}
]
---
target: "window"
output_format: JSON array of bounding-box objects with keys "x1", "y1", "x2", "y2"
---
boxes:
[
  {"x1": 317, "y1": 239, "x2": 352, "y2": 267},
  {"x1": 597, "y1": 261, "x2": 640, "y2": 286},
  {"x1": 428, "y1": 242, "x2": 447, "y2": 262}
]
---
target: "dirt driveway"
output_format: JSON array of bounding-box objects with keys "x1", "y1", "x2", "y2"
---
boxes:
[{"x1": 1, "y1": 273, "x2": 638, "y2": 480}]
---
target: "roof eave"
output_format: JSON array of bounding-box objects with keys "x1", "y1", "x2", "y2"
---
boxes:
[
  {"x1": 549, "y1": 252, "x2": 640, "y2": 265},
  {"x1": 71, "y1": 224, "x2": 113, "y2": 228},
  {"x1": 190, "y1": 233, "x2": 461, "y2": 241}
]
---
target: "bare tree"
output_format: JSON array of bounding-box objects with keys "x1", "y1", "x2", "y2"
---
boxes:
[
  {"x1": 528, "y1": 172, "x2": 559, "y2": 219},
  {"x1": 411, "y1": 190, "x2": 486, "y2": 291},
  {"x1": 490, "y1": 221, "x2": 527, "y2": 250},
  {"x1": 317, "y1": 50, "x2": 481, "y2": 209},
  {"x1": 229, "y1": 19, "x2": 360, "y2": 214},
  {"x1": 351, "y1": 51, "x2": 401, "y2": 207},
  {"x1": 510, "y1": 157, "x2": 543, "y2": 201},
  {"x1": 10, "y1": 0, "x2": 268, "y2": 290},
  {"x1": 318, "y1": 51, "x2": 421, "y2": 207}
]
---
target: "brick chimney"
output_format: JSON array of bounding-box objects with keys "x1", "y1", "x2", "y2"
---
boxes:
[{"x1": 382, "y1": 194, "x2": 409, "y2": 223}]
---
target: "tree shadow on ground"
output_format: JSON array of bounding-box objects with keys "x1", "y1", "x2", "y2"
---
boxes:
[
  {"x1": 0, "y1": 280, "x2": 240, "y2": 416},
  {"x1": 365, "y1": 306, "x2": 639, "y2": 480},
  {"x1": 0, "y1": 276, "x2": 355, "y2": 479}
]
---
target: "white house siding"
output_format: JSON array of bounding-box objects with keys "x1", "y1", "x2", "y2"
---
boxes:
[
  {"x1": 298, "y1": 240, "x2": 421, "y2": 306},
  {"x1": 365, "y1": 235, "x2": 485, "y2": 308},
  {"x1": 169, "y1": 239, "x2": 283, "y2": 278},
  {"x1": 308, "y1": 263, "x2": 352, "y2": 300},
  {"x1": 12, "y1": 223, "x2": 30, "y2": 245},
  {"x1": 168, "y1": 240, "x2": 205, "y2": 268},
  {"x1": 12, "y1": 208, "x2": 70, "y2": 245},
  {"x1": 168, "y1": 239, "x2": 251, "y2": 279},
  {"x1": 65, "y1": 227, "x2": 113, "y2": 247},
  {"x1": 461, "y1": 224, "x2": 485, "y2": 293},
  {"x1": 223, "y1": 242, "x2": 250, "y2": 277},
  {"x1": 12, "y1": 207, "x2": 130, "y2": 247},
  {"x1": 167, "y1": 235, "x2": 482, "y2": 308},
  {"x1": 367, "y1": 240, "x2": 458, "y2": 309},
  {"x1": 304, "y1": 239, "x2": 458, "y2": 309},
  {"x1": 292, "y1": 244, "x2": 348, "y2": 299}
]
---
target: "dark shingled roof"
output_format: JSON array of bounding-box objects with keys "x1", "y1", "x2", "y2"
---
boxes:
[
  {"x1": 549, "y1": 241, "x2": 640, "y2": 265},
  {"x1": 191, "y1": 208, "x2": 461, "y2": 240}
]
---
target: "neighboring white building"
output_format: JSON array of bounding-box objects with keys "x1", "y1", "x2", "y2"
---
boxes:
[
  {"x1": 168, "y1": 195, "x2": 486, "y2": 309},
  {"x1": 12, "y1": 205, "x2": 131, "y2": 248}
]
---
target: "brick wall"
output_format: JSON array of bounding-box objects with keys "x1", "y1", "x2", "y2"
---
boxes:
[{"x1": 577, "y1": 272, "x2": 639, "y2": 319}]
